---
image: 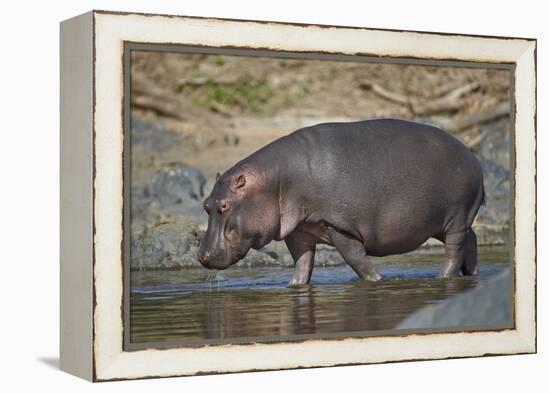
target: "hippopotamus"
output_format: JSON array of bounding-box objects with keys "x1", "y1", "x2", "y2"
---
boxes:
[{"x1": 197, "y1": 119, "x2": 485, "y2": 286}]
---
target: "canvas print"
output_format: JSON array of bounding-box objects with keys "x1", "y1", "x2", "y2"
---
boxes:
[{"x1": 126, "y1": 49, "x2": 512, "y2": 348}]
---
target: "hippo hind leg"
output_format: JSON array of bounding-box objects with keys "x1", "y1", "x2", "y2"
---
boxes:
[
  {"x1": 461, "y1": 228, "x2": 479, "y2": 276},
  {"x1": 327, "y1": 227, "x2": 382, "y2": 282},
  {"x1": 436, "y1": 227, "x2": 479, "y2": 278},
  {"x1": 437, "y1": 230, "x2": 465, "y2": 278}
]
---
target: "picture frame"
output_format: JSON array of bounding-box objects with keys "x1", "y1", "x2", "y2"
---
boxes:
[{"x1": 60, "y1": 10, "x2": 536, "y2": 382}]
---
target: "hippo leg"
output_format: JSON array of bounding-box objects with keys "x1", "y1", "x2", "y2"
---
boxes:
[
  {"x1": 437, "y1": 231, "x2": 466, "y2": 278},
  {"x1": 328, "y1": 228, "x2": 382, "y2": 282},
  {"x1": 461, "y1": 228, "x2": 479, "y2": 276},
  {"x1": 285, "y1": 232, "x2": 316, "y2": 286}
]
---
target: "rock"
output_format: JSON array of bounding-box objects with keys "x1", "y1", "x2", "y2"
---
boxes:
[
  {"x1": 477, "y1": 159, "x2": 510, "y2": 227},
  {"x1": 457, "y1": 158, "x2": 510, "y2": 246},
  {"x1": 478, "y1": 118, "x2": 510, "y2": 170},
  {"x1": 131, "y1": 219, "x2": 280, "y2": 270},
  {"x1": 396, "y1": 268, "x2": 512, "y2": 329},
  {"x1": 131, "y1": 118, "x2": 182, "y2": 150},
  {"x1": 236, "y1": 249, "x2": 279, "y2": 267},
  {"x1": 130, "y1": 163, "x2": 208, "y2": 228},
  {"x1": 474, "y1": 224, "x2": 509, "y2": 246},
  {"x1": 315, "y1": 245, "x2": 345, "y2": 266},
  {"x1": 129, "y1": 119, "x2": 209, "y2": 227},
  {"x1": 152, "y1": 164, "x2": 206, "y2": 206},
  {"x1": 131, "y1": 219, "x2": 202, "y2": 270}
]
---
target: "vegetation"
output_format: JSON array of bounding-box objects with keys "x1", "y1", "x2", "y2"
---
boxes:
[{"x1": 191, "y1": 78, "x2": 274, "y2": 114}]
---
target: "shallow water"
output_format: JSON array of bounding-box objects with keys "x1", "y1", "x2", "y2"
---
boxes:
[{"x1": 129, "y1": 247, "x2": 509, "y2": 346}]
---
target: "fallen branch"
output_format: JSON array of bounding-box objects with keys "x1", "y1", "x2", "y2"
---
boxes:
[
  {"x1": 131, "y1": 94, "x2": 187, "y2": 120},
  {"x1": 430, "y1": 82, "x2": 466, "y2": 98},
  {"x1": 436, "y1": 101, "x2": 510, "y2": 133},
  {"x1": 360, "y1": 81, "x2": 410, "y2": 105},
  {"x1": 462, "y1": 128, "x2": 490, "y2": 150},
  {"x1": 411, "y1": 82, "x2": 480, "y2": 116},
  {"x1": 132, "y1": 75, "x2": 171, "y2": 97},
  {"x1": 360, "y1": 80, "x2": 480, "y2": 116},
  {"x1": 131, "y1": 76, "x2": 187, "y2": 120}
]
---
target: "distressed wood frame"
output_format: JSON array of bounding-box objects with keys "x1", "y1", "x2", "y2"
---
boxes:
[{"x1": 60, "y1": 10, "x2": 536, "y2": 382}]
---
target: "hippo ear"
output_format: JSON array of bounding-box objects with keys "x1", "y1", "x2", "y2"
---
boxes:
[
  {"x1": 232, "y1": 174, "x2": 246, "y2": 192},
  {"x1": 215, "y1": 172, "x2": 221, "y2": 182}
]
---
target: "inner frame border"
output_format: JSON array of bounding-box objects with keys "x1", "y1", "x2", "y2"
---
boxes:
[{"x1": 122, "y1": 41, "x2": 517, "y2": 352}]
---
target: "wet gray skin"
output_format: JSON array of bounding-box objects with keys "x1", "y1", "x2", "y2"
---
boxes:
[{"x1": 198, "y1": 119, "x2": 485, "y2": 286}]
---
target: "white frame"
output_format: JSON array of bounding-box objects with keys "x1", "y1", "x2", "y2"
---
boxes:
[{"x1": 60, "y1": 10, "x2": 536, "y2": 382}]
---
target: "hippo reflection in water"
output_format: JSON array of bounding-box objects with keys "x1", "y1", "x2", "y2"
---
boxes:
[{"x1": 197, "y1": 119, "x2": 485, "y2": 286}]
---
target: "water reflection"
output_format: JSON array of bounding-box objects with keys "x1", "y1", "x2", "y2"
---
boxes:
[{"x1": 130, "y1": 258, "x2": 509, "y2": 344}]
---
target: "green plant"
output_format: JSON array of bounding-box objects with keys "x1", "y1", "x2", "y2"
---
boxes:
[{"x1": 192, "y1": 77, "x2": 274, "y2": 113}]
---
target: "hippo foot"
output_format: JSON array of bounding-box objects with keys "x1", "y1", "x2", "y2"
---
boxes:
[
  {"x1": 468, "y1": 266, "x2": 480, "y2": 276},
  {"x1": 437, "y1": 266, "x2": 479, "y2": 278},
  {"x1": 288, "y1": 272, "x2": 313, "y2": 287},
  {"x1": 436, "y1": 262, "x2": 461, "y2": 278},
  {"x1": 359, "y1": 271, "x2": 383, "y2": 282},
  {"x1": 287, "y1": 280, "x2": 311, "y2": 288},
  {"x1": 436, "y1": 271, "x2": 460, "y2": 279},
  {"x1": 352, "y1": 263, "x2": 382, "y2": 281}
]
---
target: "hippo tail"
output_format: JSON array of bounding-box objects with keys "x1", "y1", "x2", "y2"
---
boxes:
[
  {"x1": 467, "y1": 179, "x2": 486, "y2": 227},
  {"x1": 478, "y1": 164, "x2": 486, "y2": 206}
]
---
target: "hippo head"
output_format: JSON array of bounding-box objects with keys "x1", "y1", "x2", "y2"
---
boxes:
[{"x1": 197, "y1": 165, "x2": 280, "y2": 270}]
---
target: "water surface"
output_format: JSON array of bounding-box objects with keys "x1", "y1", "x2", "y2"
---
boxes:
[{"x1": 129, "y1": 247, "x2": 509, "y2": 346}]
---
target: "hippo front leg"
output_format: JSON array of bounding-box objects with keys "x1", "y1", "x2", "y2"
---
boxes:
[
  {"x1": 285, "y1": 232, "x2": 316, "y2": 287},
  {"x1": 328, "y1": 228, "x2": 382, "y2": 282}
]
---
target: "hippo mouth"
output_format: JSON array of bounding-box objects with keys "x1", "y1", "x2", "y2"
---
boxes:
[
  {"x1": 198, "y1": 238, "x2": 250, "y2": 270},
  {"x1": 199, "y1": 200, "x2": 271, "y2": 270},
  {"x1": 227, "y1": 241, "x2": 252, "y2": 265},
  {"x1": 198, "y1": 252, "x2": 233, "y2": 270}
]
